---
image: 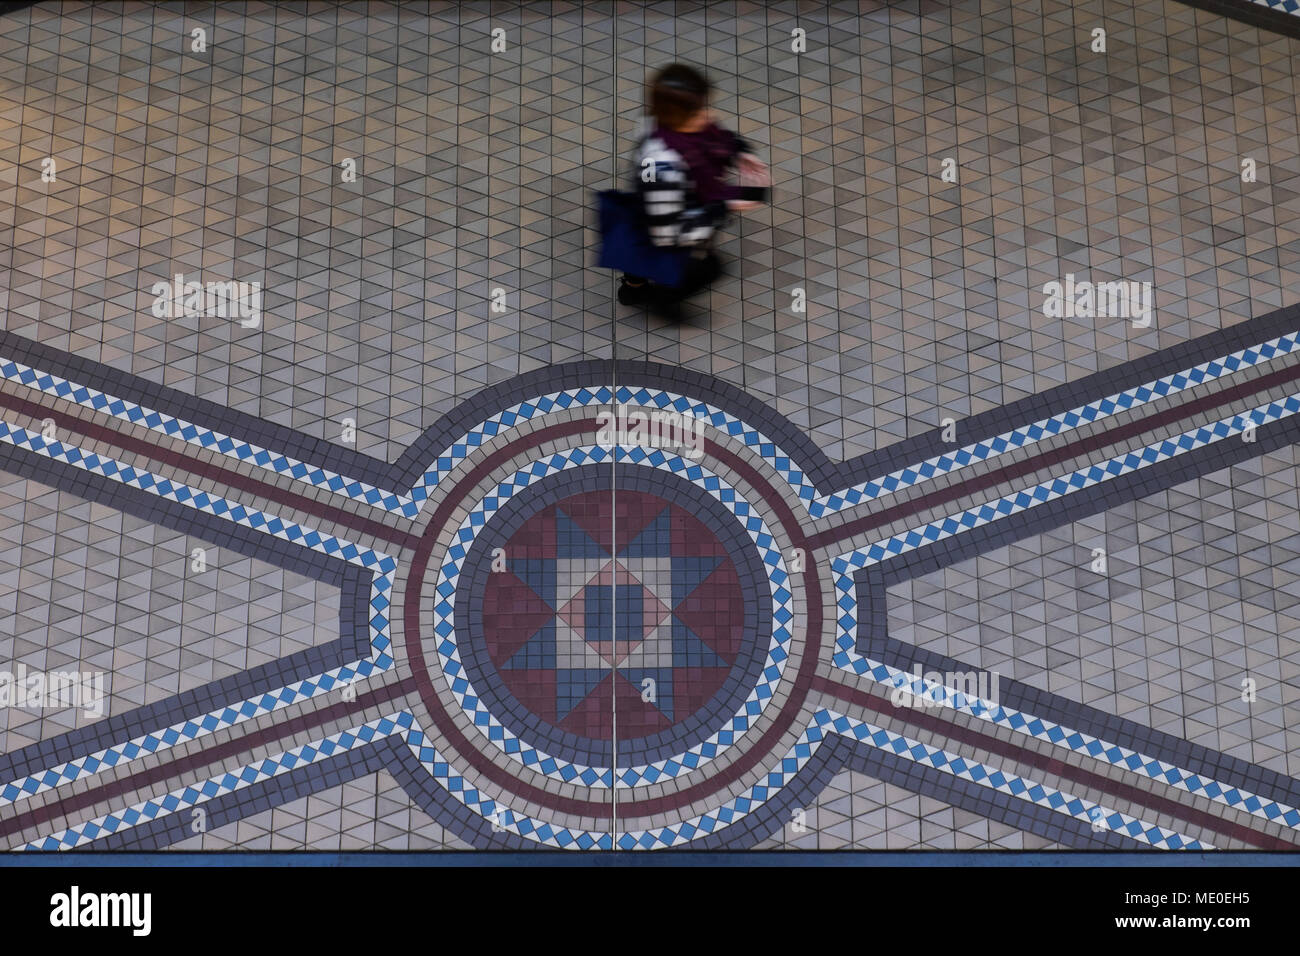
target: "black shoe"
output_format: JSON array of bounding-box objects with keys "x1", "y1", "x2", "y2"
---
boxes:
[
  {"x1": 646, "y1": 286, "x2": 684, "y2": 321},
  {"x1": 618, "y1": 277, "x2": 650, "y2": 305},
  {"x1": 701, "y1": 251, "x2": 723, "y2": 285}
]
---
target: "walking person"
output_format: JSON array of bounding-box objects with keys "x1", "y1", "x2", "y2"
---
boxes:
[{"x1": 617, "y1": 63, "x2": 770, "y2": 319}]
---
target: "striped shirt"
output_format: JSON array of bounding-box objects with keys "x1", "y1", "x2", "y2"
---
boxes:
[{"x1": 632, "y1": 130, "x2": 765, "y2": 249}]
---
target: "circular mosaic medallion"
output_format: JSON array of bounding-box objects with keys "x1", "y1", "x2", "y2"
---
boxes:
[{"x1": 456, "y1": 465, "x2": 771, "y2": 766}]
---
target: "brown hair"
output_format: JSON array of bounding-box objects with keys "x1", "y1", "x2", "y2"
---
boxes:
[{"x1": 648, "y1": 63, "x2": 709, "y2": 131}]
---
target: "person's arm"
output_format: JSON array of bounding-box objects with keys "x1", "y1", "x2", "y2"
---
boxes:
[{"x1": 722, "y1": 128, "x2": 770, "y2": 204}]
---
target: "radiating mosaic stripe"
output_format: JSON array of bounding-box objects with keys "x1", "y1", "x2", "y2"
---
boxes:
[
  {"x1": 829, "y1": 392, "x2": 1300, "y2": 835},
  {"x1": 0, "y1": 358, "x2": 418, "y2": 512},
  {"x1": 809, "y1": 711, "x2": 1208, "y2": 851},
  {"x1": 430, "y1": 443, "x2": 794, "y2": 789},
  {"x1": 24, "y1": 707, "x2": 1198, "y2": 851},
  {"x1": 9, "y1": 326, "x2": 1299, "y2": 523},
  {"x1": 0, "y1": 417, "x2": 395, "y2": 807},
  {"x1": 24, "y1": 712, "x2": 424, "y2": 852},
  {"x1": 822, "y1": 331, "x2": 1300, "y2": 512}
]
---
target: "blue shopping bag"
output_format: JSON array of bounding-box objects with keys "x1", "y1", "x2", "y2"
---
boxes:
[{"x1": 596, "y1": 189, "x2": 688, "y2": 288}]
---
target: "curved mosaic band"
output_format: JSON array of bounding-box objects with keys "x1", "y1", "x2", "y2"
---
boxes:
[
  {"x1": 10, "y1": 400, "x2": 1209, "y2": 850},
  {"x1": 455, "y1": 463, "x2": 773, "y2": 770},
  {"x1": 424, "y1": 443, "x2": 794, "y2": 790},
  {"x1": 5, "y1": 350, "x2": 1298, "y2": 851}
]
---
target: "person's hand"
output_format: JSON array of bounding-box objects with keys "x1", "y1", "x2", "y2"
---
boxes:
[
  {"x1": 726, "y1": 199, "x2": 761, "y2": 212},
  {"x1": 735, "y1": 152, "x2": 770, "y2": 187}
]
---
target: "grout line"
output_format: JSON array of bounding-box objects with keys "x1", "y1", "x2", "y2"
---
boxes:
[{"x1": 610, "y1": 0, "x2": 619, "y2": 850}]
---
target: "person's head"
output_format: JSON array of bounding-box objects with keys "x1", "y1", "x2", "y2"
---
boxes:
[{"x1": 649, "y1": 63, "x2": 710, "y2": 132}]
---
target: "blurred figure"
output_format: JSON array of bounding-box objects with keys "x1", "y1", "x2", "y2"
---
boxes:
[{"x1": 618, "y1": 63, "x2": 770, "y2": 318}]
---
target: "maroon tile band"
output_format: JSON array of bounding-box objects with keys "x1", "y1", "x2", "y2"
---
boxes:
[
  {"x1": 0, "y1": 388, "x2": 421, "y2": 553},
  {"x1": 812, "y1": 674, "x2": 1295, "y2": 850},
  {"x1": 805, "y1": 356, "x2": 1300, "y2": 553},
  {"x1": 0, "y1": 676, "x2": 418, "y2": 842}
]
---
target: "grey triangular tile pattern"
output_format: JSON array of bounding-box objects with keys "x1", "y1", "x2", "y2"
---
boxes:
[
  {"x1": 4, "y1": 1, "x2": 1299, "y2": 463},
  {"x1": 0, "y1": 476, "x2": 338, "y2": 756},
  {"x1": 169, "y1": 769, "x2": 472, "y2": 850},
  {"x1": 0, "y1": 1, "x2": 616, "y2": 464},
  {"x1": 3, "y1": 0, "x2": 1300, "y2": 852},
  {"x1": 613, "y1": 0, "x2": 1300, "y2": 461},
  {"x1": 753, "y1": 770, "x2": 1065, "y2": 849},
  {"x1": 888, "y1": 444, "x2": 1300, "y2": 778}
]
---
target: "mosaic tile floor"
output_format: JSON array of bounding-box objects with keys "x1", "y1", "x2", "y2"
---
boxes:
[{"x1": 2, "y1": 0, "x2": 1300, "y2": 851}]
